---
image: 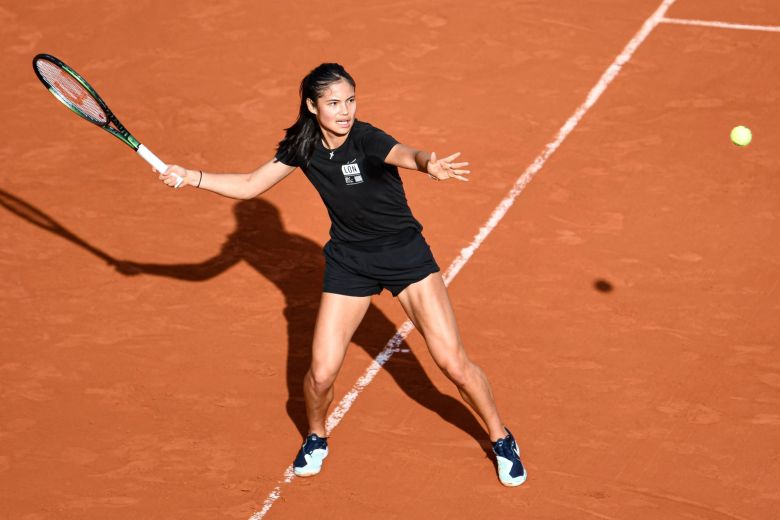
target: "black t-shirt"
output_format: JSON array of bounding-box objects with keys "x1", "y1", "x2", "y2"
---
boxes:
[{"x1": 275, "y1": 120, "x2": 422, "y2": 243}]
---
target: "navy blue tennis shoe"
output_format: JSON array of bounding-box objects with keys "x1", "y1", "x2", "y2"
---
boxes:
[
  {"x1": 293, "y1": 433, "x2": 329, "y2": 477},
  {"x1": 492, "y1": 428, "x2": 527, "y2": 486}
]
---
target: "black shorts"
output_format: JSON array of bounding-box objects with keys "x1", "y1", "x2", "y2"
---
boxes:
[{"x1": 323, "y1": 228, "x2": 440, "y2": 297}]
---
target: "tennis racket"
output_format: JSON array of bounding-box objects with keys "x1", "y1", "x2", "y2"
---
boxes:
[{"x1": 32, "y1": 53, "x2": 183, "y2": 187}]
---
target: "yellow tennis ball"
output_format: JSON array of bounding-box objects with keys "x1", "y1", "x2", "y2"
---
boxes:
[{"x1": 730, "y1": 125, "x2": 752, "y2": 146}]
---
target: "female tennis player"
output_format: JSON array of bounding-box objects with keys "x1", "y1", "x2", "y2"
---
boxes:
[{"x1": 158, "y1": 63, "x2": 526, "y2": 487}]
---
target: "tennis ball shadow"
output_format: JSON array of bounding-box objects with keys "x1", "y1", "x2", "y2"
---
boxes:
[{"x1": 593, "y1": 279, "x2": 614, "y2": 293}]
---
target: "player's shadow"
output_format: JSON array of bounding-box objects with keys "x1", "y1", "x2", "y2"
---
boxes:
[{"x1": 0, "y1": 188, "x2": 490, "y2": 453}]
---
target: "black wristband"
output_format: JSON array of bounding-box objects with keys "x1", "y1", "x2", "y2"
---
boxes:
[{"x1": 197, "y1": 170, "x2": 203, "y2": 188}]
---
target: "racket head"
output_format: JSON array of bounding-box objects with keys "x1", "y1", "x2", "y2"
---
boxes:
[
  {"x1": 33, "y1": 54, "x2": 109, "y2": 127},
  {"x1": 32, "y1": 54, "x2": 140, "y2": 150}
]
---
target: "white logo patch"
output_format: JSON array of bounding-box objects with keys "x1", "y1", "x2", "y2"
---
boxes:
[{"x1": 341, "y1": 161, "x2": 363, "y2": 185}]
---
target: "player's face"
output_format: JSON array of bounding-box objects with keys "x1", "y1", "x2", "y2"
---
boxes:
[{"x1": 308, "y1": 79, "x2": 356, "y2": 137}]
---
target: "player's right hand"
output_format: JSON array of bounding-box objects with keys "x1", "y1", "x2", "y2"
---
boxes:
[{"x1": 155, "y1": 164, "x2": 195, "y2": 189}]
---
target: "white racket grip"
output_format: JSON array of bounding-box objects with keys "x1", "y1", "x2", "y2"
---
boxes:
[{"x1": 137, "y1": 144, "x2": 183, "y2": 188}]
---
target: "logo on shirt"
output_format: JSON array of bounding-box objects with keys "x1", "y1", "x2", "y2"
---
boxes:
[{"x1": 341, "y1": 159, "x2": 363, "y2": 185}]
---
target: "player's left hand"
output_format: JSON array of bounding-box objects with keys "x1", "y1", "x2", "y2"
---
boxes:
[{"x1": 427, "y1": 152, "x2": 470, "y2": 182}]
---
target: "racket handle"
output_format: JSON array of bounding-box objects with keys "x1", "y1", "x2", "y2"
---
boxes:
[{"x1": 137, "y1": 144, "x2": 184, "y2": 188}]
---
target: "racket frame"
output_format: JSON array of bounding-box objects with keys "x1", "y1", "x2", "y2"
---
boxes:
[
  {"x1": 33, "y1": 54, "x2": 141, "y2": 150},
  {"x1": 32, "y1": 53, "x2": 181, "y2": 186}
]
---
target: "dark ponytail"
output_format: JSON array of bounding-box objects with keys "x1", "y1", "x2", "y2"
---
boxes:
[{"x1": 276, "y1": 63, "x2": 356, "y2": 165}]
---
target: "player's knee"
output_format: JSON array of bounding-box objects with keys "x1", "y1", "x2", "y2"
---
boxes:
[
  {"x1": 309, "y1": 365, "x2": 337, "y2": 393},
  {"x1": 439, "y1": 356, "x2": 471, "y2": 388}
]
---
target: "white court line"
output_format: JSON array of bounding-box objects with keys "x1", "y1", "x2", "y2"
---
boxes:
[
  {"x1": 250, "y1": 0, "x2": 678, "y2": 517},
  {"x1": 661, "y1": 17, "x2": 780, "y2": 33}
]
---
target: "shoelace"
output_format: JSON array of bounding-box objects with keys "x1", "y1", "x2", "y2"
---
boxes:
[{"x1": 303, "y1": 436, "x2": 326, "y2": 455}]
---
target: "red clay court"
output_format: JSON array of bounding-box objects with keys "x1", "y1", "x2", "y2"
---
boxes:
[{"x1": 1, "y1": 1, "x2": 779, "y2": 518}]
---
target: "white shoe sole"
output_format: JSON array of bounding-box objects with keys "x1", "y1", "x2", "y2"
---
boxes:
[
  {"x1": 294, "y1": 468, "x2": 321, "y2": 477},
  {"x1": 499, "y1": 472, "x2": 527, "y2": 487}
]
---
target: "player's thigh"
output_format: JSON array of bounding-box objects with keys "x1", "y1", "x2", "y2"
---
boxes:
[
  {"x1": 397, "y1": 273, "x2": 466, "y2": 367},
  {"x1": 310, "y1": 292, "x2": 372, "y2": 377}
]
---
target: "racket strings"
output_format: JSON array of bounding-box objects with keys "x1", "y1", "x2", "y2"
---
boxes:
[{"x1": 35, "y1": 59, "x2": 107, "y2": 125}]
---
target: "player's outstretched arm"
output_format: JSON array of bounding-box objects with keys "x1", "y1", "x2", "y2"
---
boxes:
[
  {"x1": 157, "y1": 158, "x2": 296, "y2": 199},
  {"x1": 385, "y1": 144, "x2": 470, "y2": 182}
]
